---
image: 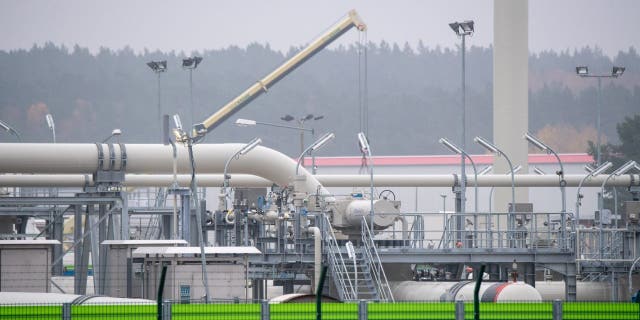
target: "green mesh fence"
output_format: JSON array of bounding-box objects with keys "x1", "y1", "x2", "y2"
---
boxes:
[
  {"x1": 563, "y1": 302, "x2": 640, "y2": 320},
  {"x1": 0, "y1": 304, "x2": 61, "y2": 320},
  {"x1": 270, "y1": 302, "x2": 358, "y2": 320},
  {"x1": 71, "y1": 304, "x2": 156, "y2": 320},
  {"x1": 464, "y1": 302, "x2": 554, "y2": 320},
  {"x1": 368, "y1": 302, "x2": 457, "y2": 320},
  {"x1": 172, "y1": 303, "x2": 261, "y2": 320}
]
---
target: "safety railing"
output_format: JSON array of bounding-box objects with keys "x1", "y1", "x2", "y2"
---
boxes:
[
  {"x1": 361, "y1": 217, "x2": 394, "y2": 302},
  {"x1": 319, "y1": 213, "x2": 356, "y2": 301}
]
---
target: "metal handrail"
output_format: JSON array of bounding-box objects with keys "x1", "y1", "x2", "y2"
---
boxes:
[
  {"x1": 320, "y1": 213, "x2": 356, "y2": 300},
  {"x1": 361, "y1": 217, "x2": 394, "y2": 302}
]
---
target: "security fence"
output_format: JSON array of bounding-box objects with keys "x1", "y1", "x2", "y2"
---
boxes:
[{"x1": 0, "y1": 301, "x2": 639, "y2": 320}]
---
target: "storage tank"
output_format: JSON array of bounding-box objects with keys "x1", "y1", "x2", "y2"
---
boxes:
[{"x1": 391, "y1": 281, "x2": 542, "y2": 302}]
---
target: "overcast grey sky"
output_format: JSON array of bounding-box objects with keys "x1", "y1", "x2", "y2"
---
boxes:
[{"x1": 0, "y1": 0, "x2": 637, "y2": 57}]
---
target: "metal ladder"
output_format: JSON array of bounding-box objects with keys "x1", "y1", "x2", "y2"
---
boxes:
[
  {"x1": 361, "y1": 217, "x2": 395, "y2": 302},
  {"x1": 320, "y1": 214, "x2": 357, "y2": 301}
]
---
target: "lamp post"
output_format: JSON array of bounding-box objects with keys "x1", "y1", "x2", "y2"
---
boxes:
[
  {"x1": 147, "y1": 60, "x2": 167, "y2": 142},
  {"x1": 296, "y1": 132, "x2": 335, "y2": 175},
  {"x1": 0, "y1": 119, "x2": 22, "y2": 142},
  {"x1": 45, "y1": 114, "x2": 56, "y2": 143},
  {"x1": 524, "y1": 133, "x2": 567, "y2": 243},
  {"x1": 281, "y1": 114, "x2": 324, "y2": 173},
  {"x1": 449, "y1": 20, "x2": 474, "y2": 219},
  {"x1": 576, "y1": 161, "x2": 612, "y2": 227},
  {"x1": 235, "y1": 118, "x2": 321, "y2": 174},
  {"x1": 358, "y1": 132, "x2": 375, "y2": 233},
  {"x1": 223, "y1": 137, "x2": 262, "y2": 210},
  {"x1": 575, "y1": 66, "x2": 625, "y2": 166},
  {"x1": 182, "y1": 56, "x2": 203, "y2": 127},
  {"x1": 475, "y1": 136, "x2": 517, "y2": 247}
]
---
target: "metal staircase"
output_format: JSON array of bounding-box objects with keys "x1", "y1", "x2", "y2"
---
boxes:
[
  {"x1": 361, "y1": 217, "x2": 394, "y2": 302},
  {"x1": 320, "y1": 214, "x2": 357, "y2": 301}
]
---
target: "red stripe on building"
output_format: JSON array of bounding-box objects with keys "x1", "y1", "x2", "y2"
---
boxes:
[{"x1": 303, "y1": 154, "x2": 593, "y2": 167}]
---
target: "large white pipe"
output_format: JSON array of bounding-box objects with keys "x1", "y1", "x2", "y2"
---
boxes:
[
  {"x1": 1, "y1": 173, "x2": 639, "y2": 188},
  {"x1": 0, "y1": 143, "x2": 329, "y2": 197},
  {"x1": 309, "y1": 227, "x2": 322, "y2": 294}
]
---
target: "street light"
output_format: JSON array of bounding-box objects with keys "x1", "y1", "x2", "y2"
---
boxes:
[
  {"x1": 101, "y1": 129, "x2": 122, "y2": 143},
  {"x1": 449, "y1": 19, "x2": 474, "y2": 220},
  {"x1": 0, "y1": 119, "x2": 22, "y2": 142},
  {"x1": 524, "y1": 132, "x2": 567, "y2": 215},
  {"x1": 235, "y1": 117, "x2": 321, "y2": 173},
  {"x1": 281, "y1": 113, "x2": 324, "y2": 162},
  {"x1": 223, "y1": 137, "x2": 262, "y2": 209},
  {"x1": 182, "y1": 56, "x2": 203, "y2": 127},
  {"x1": 575, "y1": 65, "x2": 625, "y2": 166},
  {"x1": 45, "y1": 114, "x2": 56, "y2": 143},
  {"x1": 358, "y1": 132, "x2": 375, "y2": 232},
  {"x1": 147, "y1": 60, "x2": 167, "y2": 142},
  {"x1": 533, "y1": 166, "x2": 546, "y2": 175},
  {"x1": 296, "y1": 132, "x2": 335, "y2": 175},
  {"x1": 439, "y1": 137, "x2": 479, "y2": 213},
  {"x1": 576, "y1": 161, "x2": 612, "y2": 227}
]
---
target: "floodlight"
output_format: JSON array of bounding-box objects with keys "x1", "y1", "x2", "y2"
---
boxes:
[
  {"x1": 460, "y1": 21, "x2": 474, "y2": 33},
  {"x1": 591, "y1": 161, "x2": 613, "y2": 176},
  {"x1": 238, "y1": 138, "x2": 262, "y2": 155},
  {"x1": 112, "y1": 129, "x2": 122, "y2": 136},
  {"x1": 182, "y1": 56, "x2": 203, "y2": 69},
  {"x1": 612, "y1": 66, "x2": 625, "y2": 77},
  {"x1": 478, "y1": 165, "x2": 493, "y2": 176},
  {"x1": 173, "y1": 114, "x2": 183, "y2": 130},
  {"x1": 524, "y1": 132, "x2": 548, "y2": 151},
  {"x1": 357, "y1": 132, "x2": 370, "y2": 153},
  {"x1": 45, "y1": 114, "x2": 55, "y2": 130},
  {"x1": 614, "y1": 160, "x2": 637, "y2": 176},
  {"x1": 474, "y1": 136, "x2": 498, "y2": 153},
  {"x1": 281, "y1": 114, "x2": 294, "y2": 122},
  {"x1": 576, "y1": 66, "x2": 589, "y2": 76},
  {"x1": 147, "y1": 60, "x2": 167, "y2": 72},
  {"x1": 235, "y1": 118, "x2": 257, "y2": 127},
  {"x1": 533, "y1": 166, "x2": 546, "y2": 175},
  {"x1": 310, "y1": 132, "x2": 335, "y2": 151},
  {"x1": 449, "y1": 20, "x2": 474, "y2": 36},
  {"x1": 439, "y1": 137, "x2": 463, "y2": 155},
  {"x1": 314, "y1": 116, "x2": 324, "y2": 121},
  {"x1": 303, "y1": 114, "x2": 314, "y2": 121}
]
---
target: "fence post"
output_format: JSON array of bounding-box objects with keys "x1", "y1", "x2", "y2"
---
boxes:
[
  {"x1": 162, "y1": 300, "x2": 172, "y2": 320},
  {"x1": 552, "y1": 299, "x2": 563, "y2": 320},
  {"x1": 62, "y1": 303, "x2": 71, "y2": 320},
  {"x1": 358, "y1": 300, "x2": 368, "y2": 320},
  {"x1": 455, "y1": 300, "x2": 465, "y2": 320},
  {"x1": 261, "y1": 299, "x2": 270, "y2": 320}
]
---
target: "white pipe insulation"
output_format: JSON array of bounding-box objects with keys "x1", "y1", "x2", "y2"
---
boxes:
[
  {"x1": 0, "y1": 143, "x2": 330, "y2": 198},
  {"x1": 0, "y1": 173, "x2": 639, "y2": 188}
]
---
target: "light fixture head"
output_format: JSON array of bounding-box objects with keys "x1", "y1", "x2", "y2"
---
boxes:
[
  {"x1": 524, "y1": 132, "x2": 548, "y2": 151},
  {"x1": 235, "y1": 118, "x2": 257, "y2": 127},
  {"x1": 357, "y1": 132, "x2": 370, "y2": 154},
  {"x1": 533, "y1": 166, "x2": 546, "y2": 175},
  {"x1": 584, "y1": 164, "x2": 595, "y2": 173},
  {"x1": 147, "y1": 60, "x2": 167, "y2": 72},
  {"x1": 613, "y1": 160, "x2": 637, "y2": 176},
  {"x1": 45, "y1": 114, "x2": 55, "y2": 130},
  {"x1": 172, "y1": 114, "x2": 183, "y2": 130},
  {"x1": 111, "y1": 128, "x2": 122, "y2": 136},
  {"x1": 0, "y1": 119, "x2": 11, "y2": 131},
  {"x1": 449, "y1": 20, "x2": 474, "y2": 36},
  {"x1": 303, "y1": 114, "x2": 314, "y2": 121},
  {"x1": 591, "y1": 161, "x2": 613, "y2": 176},
  {"x1": 439, "y1": 137, "x2": 463, "y2": 155},
  {"x1": 310, "y1": 132, "x2": 335, "y2": 151},
  {"x1": 576, "y1": 66, "x2": 589, "y2": 76},
  {"x1": 474, "y1": 136, "x2": 498, "y2": 153},
  {"x1": 280, "y1": 114, "x2": 294, "y2": 122},
  {"x1": 239, "y1": 137, "x2": 262, "y2": 155},
  {"x1": 612, "y1": 66, "x2": 625, "y2": 77},
  {"x1": 314, "y1": 115, "x2": 324, "y2": 121},
  {"x1": 478, "y1": 165, "x2": 493, "y2": 176},
  {"x1": 182, "y1": 56, "x2": 203, "y2": 69},
  {"x1": 512, "y1": 165, "x2": 523, "y2": 174}
]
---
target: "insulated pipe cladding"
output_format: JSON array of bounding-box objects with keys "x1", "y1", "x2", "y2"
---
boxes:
[
  {"x1": 0, "y1": 143, "x2": 331, "y2": 199},
  {"x1": 390, "y1": 281, "x2": 542, "y2": 302}
]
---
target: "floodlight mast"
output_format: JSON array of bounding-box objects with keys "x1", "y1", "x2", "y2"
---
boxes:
[{"x1": 190, "y1": 10, "x2": 366, "y2": 141}]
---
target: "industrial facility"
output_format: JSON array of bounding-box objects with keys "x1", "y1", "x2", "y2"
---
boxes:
[{"x1": 0, "y1": 4, "x2": 639, "y2": 319}]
